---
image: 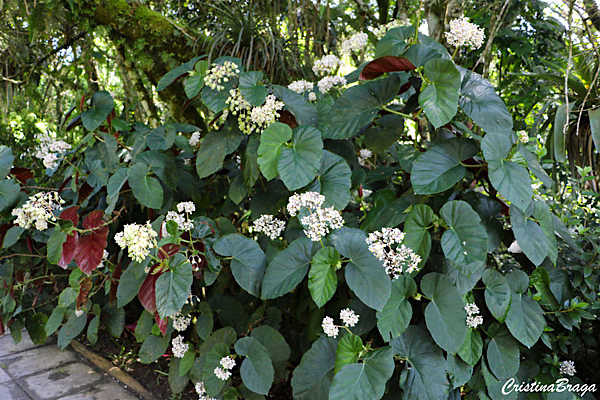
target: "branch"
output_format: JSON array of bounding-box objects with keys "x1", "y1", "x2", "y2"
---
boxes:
[
  {"x1": 30, "y1": 31, "x2": 87, "y2": 71},
  {"x1": 583, "y1": 0, "x2": 600, "y2": 31}
]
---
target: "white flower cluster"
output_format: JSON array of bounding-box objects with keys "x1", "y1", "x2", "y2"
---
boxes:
[
  {"x1": 341, "y1": 33, "x2": 368, "y2": 55},
  {"x1": 162, "y1": 202, "x2": 195, "y2": 237},
  {"x1": 34, "y1": 133, "x2": 71, "y2": 169},
  {"x1": 75, "y1": 309, "x2": 86, "y2": 317},
  {"x1": 559, "y1": 360, "x2": 576, "y2": 376},
  {"x1": 517, "y1": 131, "x2": 529, "y2": 144},
  {"x1": 98, "y1": 249, "x2": 109, "y2": 269},
  {"x1": 358, "y1": 148, "x2": 372, "y2": 166},
  {"x1": 195, "y1": 382, "x2": 217, "y2": 400},
  {"x1": 226, "y1": 88, "x2": 253, "y2": 134},
  {"x1": 339, "y1": 308, "x2": 359, "y2": 327},
  {"x1": 373, "y1": 19, "x2": 407, "y2": 39},
  {"x1": 465, "y1": 302, "x2": 483, "y2": 328},
  {"x1": 177, "y1": 201, "x2": 196, "y2": 213},
  {"x1": 308, "y1": 92, "x2": 317, "y2": 102},
  {"x1": 173, "y1": 313, "x2": 192, "y2": 332},
  {"x1": 171, "y1": 335, "x2": 189, "y2": 358},
  {"x1": 445, "y1": 17, "x2": 485, "y2": 50},
  {"x1": 300, "y1": 207, "x2": 344, "y2": 241},
  {"x1": 11, "y1": 191, "x2": 64, "y2": 231},
  {"x1": 253, "y1": 214, "x2": 286, "y2": 239},
  {"x1": 114, "y1": 222, "x2": 157, "y2": 263},
  {"x1": 287, "y1": 192, "x2": 326, "y2": 216},
  {"x1": 249, "y1": 94, "x2": 285, "y2": 132},
  {"x1": 322, "y1": 309, "x2": 361, "y2": 338},
  {"x1": 288, "y1": 80, "x2": 314, "y2": 93},
  {"x1": 317, "y1": 75, "x2": 347, "y2": 94},
  {"x1": 204, "y1": 61, "x2": 240, "y2": 91},
  {"x1": 507, "y1": 240, "x2": 523, "y2": 254},
  {"x1": 366, "y1": 228, "x2": 421, "y2": 279},
  {"x1": 288, "y1": 192, "x2": 344, "y2": 241},
  {"x1": 189, "y1": 131, "x2": 201, "y2": 147},
  {"x1": 312, "y1": 55, "x2": 344, "y2": 75},
  {"x1": 214, "y1": 356, "x2": 235, "y2": 381}
]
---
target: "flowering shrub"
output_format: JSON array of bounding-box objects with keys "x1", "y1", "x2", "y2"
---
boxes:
[{"x1": 0, "y1": 20, "x2": 598, "y2": 400}]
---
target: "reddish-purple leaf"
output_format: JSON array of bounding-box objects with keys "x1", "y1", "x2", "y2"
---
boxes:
[
  {"x1": 360, "y1": 56, "x2": 416, "y2": 80},
  {"x1": 158, "y1": 244, "x2": 180, "y2": 260},
  {"x1": 154, "y1": 312, "x2": 168, "y2": 336},
  {"x1": 74, "y1": 210, "x2": 108, "y2": 275},
  {"x1": 58, "y1": 232, "x2": 78, "y2": 269},
  {"x1": 138, "y1": 271, "x2": 162, "y2": 314},
  {"x1": 59, "y1": 206, "x2": 80, "y2": 225}
]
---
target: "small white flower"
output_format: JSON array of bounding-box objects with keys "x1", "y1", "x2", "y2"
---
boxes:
[
  {"x1": 171, "y1": 335, "x2": 189, "y2": 358},
  {"x1": 177, "y1": 201, "x2": 196, "y2": 213},
  {"x1": 253, "y1": 215, "x2": 286, "y2": 239},
  {"x1": 11, "y1": 191, "x2": 64, "y2": 231},
  {"x1": 507, "y1": 241, "x2": 523, "y2": 254},
  {"x1": 466, "y1": 315, "x2": 483, "y2": 328},
  {"x1": 518, "y1": 131, "x2": 529, "y2": 144},
  {"x1": 204, "y1": 61, "x2": 240, "y2": 91},
  {"x1": 341, "y1": 32, "x2": 368, "y2": 55},
  {"x1": 189, "y1": 131, "x2": 201, "y2": 147},
  {"x1": 214, "y1": 366, "x2": 232, "y2": 381},
  {"x1": 183, "y1": 158, "x2": 192, "y2": 166},
  {"x1": 317, "y1": 75, "x2": 346, "y2": 94},
  {"x1": 33, "y1": 133, "x2": 71, "y2": 169},
  {"x1": 308, "y1": 92, "x2": 317, "y2": 102},
  {"x1": 114, "y1": 222, "x2": 157, "y2": 263},
  {"x1": 220, "y1": 356, "x2": 235, "y2": 370},
  {"x1": 313, "y1": 55, "x2": 345, "y2": 76},
  {"x1": 373, "y1": 18, "x2": 408, "y2": 38},
  {"x1": 358, "y1": 148, "x2": 372, "y2": 166},
  {"x1": 321, "y1": 316, "x2": 339, "y2": 338},
  {"x1": 195, "y1": 381, "x2": 206, "y2": 395},
  {"x1": 287, "y1": 192, "x2": 326, "y2": 216},
  {"x1": 288, "y1": 80, "x2": 314, "y2": 93},
  {"x1": 300, "y1": 207, "x2": 345, "y2": 241},
  {"x1": 464, "y1": 303, "x2": 479, "y2": 316},
  {"x1": 445, "y1": 17, "x2": 485, "y2": 50},
  {"x1": 340, "y1": 308, "x2": 359, "y2": 327},
  {"x1": 75, "y1": 309, "x2": 85, "y2": 317},
  {"x1": 559, "y1": 360, "x2": 576, "y2": 376},
  {"x1": 366, "y1": 228, "x2": 421, "y2": 278},
  {"x1": 173, "y1": 313, "x2": 192, "y2": 332}
]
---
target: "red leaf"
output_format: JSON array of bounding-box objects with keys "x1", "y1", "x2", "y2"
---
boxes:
[
  {"x1": 76, "y1": 278, "x2": 93, "y2": 309},
  {"x1": 278, "y1": 110, "x2": 298, "y2": 129},
  {"x1": 73, "y1": 211, "x2": 108, "y2": 275},
  {"x1": 9, "y1": 167, "x2": 33, "y2": 184},
  {"x1": 138, "y1": 271, "x2": 163, "y2": 314},
  {"x1": 359, "y1": 56, "x2": 417, "y2": 80},
  {"x1": 158, "y1": 244, "x2": 180, "y2": 260},
  {"x1": 154, "y1": 312, "x2": 168, "y2": 336},
  {"x1": 58, "y1": 232, "x2": 78, "y2": 269},
  {"x1": 59, "y1": 206, "x2": 80, "y2": 225},
  {"x1": 78, "y1": 182, "x2": 94, "y2": 203}
]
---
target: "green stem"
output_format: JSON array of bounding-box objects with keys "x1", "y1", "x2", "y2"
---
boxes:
[{"x1": 382, "y1": 106, "x2": 413, "y2": 119}]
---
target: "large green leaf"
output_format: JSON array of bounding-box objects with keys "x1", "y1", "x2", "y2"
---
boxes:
[
  {"x1": 486, "y1": 323, "x2": 519, "y2": 380},
  {"x1": 483, "y1": 132, "x2": 533, "y2": 211},
  {"x1": 235, "y1": 337, "x2": 274, "y2": 395},
  {"x1": 403, "y1": 204, "x2": 433, "y2": 269},
  {"x1": 334, "y1": 333, "x2": 363, "y2": 373},
  {"x1": 308, "y1": 247, "x2": 340, "y2": 308},
  {"x1": 323, "y1": 74, "x2": 401, "y2": 139},
  {"x1": 195, "y1": 302, "x2": 213, "y2": 340},
  {"x1": 203, "y1": 343, "x2": 230, "y2": 396},
  {"x1": 213, "y1": 234, "x2": 267, "y2": 297},
  {"x1": 146, "y1": 126, "x2": 176, "y2": 151},
  {"x1": 291, "y1": 337, "x2": 337, "y2": 400},
  {"x1": 278, "y1": 125, "x2": 323, "y2": 191},
  {"x1": 271, "y1": 85, "x2": 319, "y2": 127},
  {"x1": 117, "y1": 265, "x2": 147, "y2": 308},
  {"x1": 57, "y1": 312, "x2": 87, "y2": 349},
  {"x1": 482, "y1": 269, "x2": 511, "y2": 323},
  {"x1": 411, "y1": 138, "x2": 479, "y2": 194},
  {"x1": 257, "y1": 122, "x2": 293, "y2": 180},
  {"x1": 421, "y1": 272, "x2": 468, "y2": 354},
  {"x1": 459, "y1": 69, "x2": 513, "y2": 134},
  {"x1": 250, "y1": 325, "x2": 291, "y2": 365},
  {"x1": 440, "y1": 201, "x2": 488, "y2": 277},
  {"x1": 533, "y1": 201, "x2": 558, "y2": 265},
  {"x1": 155, "y1": 253, "x2": 193, "y2": 318},
  {"x1": 590, "y1": 108, "x2": 600, "y2": 151},
  {"x1": 197, "y1": 131, "x2": 232, "y2": 179},
  {"x1": 391, "y1": 325, "x2": 450, "y2": 400},
  {"x1": 505, "y1": 270, "x2": 545, "y2": 348},
  {"x1": 330, "y1": 228, "x2": 391, "y2": 311},
  {"x1": 261, "y1": 237, "x2": 319, "y2": 299},
  {"x1": 127, "y1": 162, "x2": 163, "y2": 209},
  {"x1": 376, "y1": 275, "x2": 416, "y2": 341},
  {"x1": 47, "y1": 229, "x2": 67, "y2": 265},
  {"x1": 243, "y1": 134, "x2": 261, "y2": 189},
  {"x1": 305, "y1": 150, "x2": 352, "y2": 210},
  {"x1": 157, "y1": 56, "x2": 203, "y2": 91},
  {"x1": 510, "y1": 206, "x2": 548, "y2": 266},
  {"x1": 329, "y1": 347, "x2": 394, "y2": 400},
  {"x1": 419, "y1": 59, "x2": 461, "y2": 129},
  {"x1": 374, "y1": 26, "x2": 415, "y2": 57},
  {"x1": 139, "y1": 333, "x2": 171, "y2": 364},
  {"x1": 447, "y1": 354, "x2": 473, "y2": 389},
  {"x1": 239, "y1": 71, "x2": 267, "y2": 106},
  {"x1": 457, "y1": 328, "x2": 483, "y2": 366},
  {"x1": 81, "y1": 91, "x2": 114, "y2": 131},
  {"x1": 184, "y1": 60, "x2": 209, "y2": 99},
  {"x1": 0, "y1": 179, "x2": 21, "y2": 213},
  {"x1": 0, "y1": 146, "x2": 14, "y2": 180},
  {"x1": 553, "y1": 103, "x2": 568, "y2": 163}
]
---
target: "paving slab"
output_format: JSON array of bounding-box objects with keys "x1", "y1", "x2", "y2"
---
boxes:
[
  {"x1": 17, "y1": 362, "x2": 104, "y2": 400},
  {"x1": 0, "y1": 381, "x2": 33, "y2": 400},
  {"x1": 0, "y1": 367, "x2": 12, "y2": 383},
  {"x1": 0, "y1": 345, "x2": 78, "y2": 378},
  {"x1": 0, "y1": 333, "x2": 52, "y2": 358},
  {"x1": 55, "y1": 380, "x2": 140, "y2": 400}
]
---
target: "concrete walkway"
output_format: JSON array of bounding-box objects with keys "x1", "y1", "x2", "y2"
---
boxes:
[{"x1": 0, "y1": 332, "x2": 140, "y2": 400}]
